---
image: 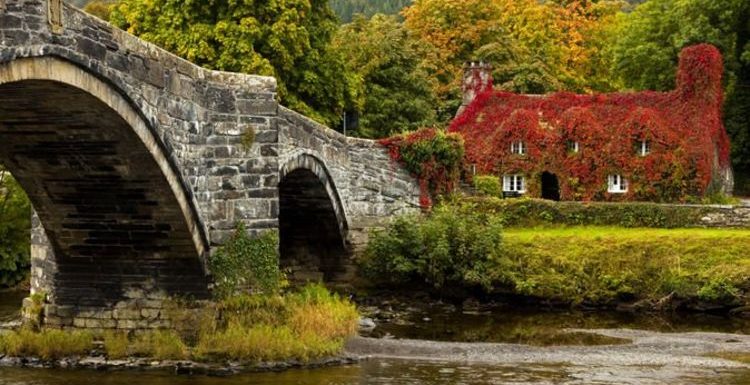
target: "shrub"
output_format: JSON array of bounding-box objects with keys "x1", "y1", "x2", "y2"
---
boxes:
[
  {"x1": 0, "y1": 328, "x2": 93, "y2": 360},
  {"x1": 209, "y1": 223, "x2": 282, "y2": 298},
  {"x1": 362, "y1": 203, "x2": 503, "y2": 291},
  {"x1": 473, "y1": 175, "x2": 501, "y2": 197},
  {"x1": 463, "y1": 196, "x2": 714, "y2": 228}
]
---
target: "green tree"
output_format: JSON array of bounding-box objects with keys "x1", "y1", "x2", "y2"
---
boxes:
[
  {"x1": 83, "y1": 0, "x2": 115, "y2": 21},
  {"x1": 330, "y1": 0, "x2": 412, "y2": 23},
  {"x1": 333, "y1": 14, "x2": 436, "y2": 138},
  {"x1": 0, "y1": 167, "x2": 31, "y2": 288},
  {"x1": 610, "y1": 0, "x2": 750, "y2": 191},
  {"x1": 110, "y1": 0, "x2": 352, "y2": 127}
]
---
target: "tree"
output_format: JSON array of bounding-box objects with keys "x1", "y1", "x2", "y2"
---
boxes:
[
  {"x1": 110, "y1": 0, "x2": 352, "y2": 127},
  {"x1": 83, "y1": 0, "x2": 114, "y2": 21},
  {"x1": 0, "y1": 167, "x2": 30, "y2": 288},
  {"x1": 332, "y1": 14, "x2": 436, "y2": 138},
  {"x1": 610, "y1": 0, "x2": 750, "y2": 191},
  {"x1": 403, "y1": 0, "x2": 624, "y2": 121},
  {"x1": 330, "y1": 0, "x2": 412, "y2": 23}
]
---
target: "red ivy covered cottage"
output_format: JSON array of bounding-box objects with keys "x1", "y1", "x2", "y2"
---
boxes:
[{"x1": 449, "y1": 44, "x2": 733, "y2": 202}]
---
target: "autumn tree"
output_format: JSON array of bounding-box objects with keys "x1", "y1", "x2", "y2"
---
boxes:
[
  {"x1": 403, "y1": 0, "x2": 624, "y2": 120},
  {"x1": 333, "y1": 14, "x2": 436, "y2": 138},
  {"x1": 110, "y1": 0, "x2": 351, "y2": 127}
]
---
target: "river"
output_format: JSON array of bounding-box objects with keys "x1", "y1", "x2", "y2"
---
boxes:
[{"x1": 3, "y1": 292, "x2": 750, "y2": 384}]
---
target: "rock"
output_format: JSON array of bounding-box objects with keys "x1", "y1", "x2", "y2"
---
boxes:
[{"x1": 359, "y1": 317, "x2": 376, "y2": 331}]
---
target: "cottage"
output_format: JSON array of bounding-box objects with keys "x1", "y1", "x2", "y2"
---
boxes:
[{"x1": 449, "y1": 44, "x2": 733, "y2": 202}]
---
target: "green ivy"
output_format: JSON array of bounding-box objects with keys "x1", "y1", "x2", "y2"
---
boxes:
[{"x1": 209, "y1": 223, "x2": 281, "y2": 299}]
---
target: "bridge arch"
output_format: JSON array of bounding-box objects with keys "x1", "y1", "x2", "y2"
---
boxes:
[
  {"x1": 0, "y1": 57, "x2": 210, "y2": 305},
  {"x1": 278, "y1": 153, "x2": 349, "y2": 281}
]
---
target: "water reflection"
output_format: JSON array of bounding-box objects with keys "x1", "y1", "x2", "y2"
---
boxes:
[
  {"x1": 367, "y1": 304, "x2": 750, "y2": 345},
  {"x1": 1, "y1": 360, "x2": 750, "y2": 385}
]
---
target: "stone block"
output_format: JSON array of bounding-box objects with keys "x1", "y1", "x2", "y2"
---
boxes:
[{"x1": 113, "y1": 309, "x2": 142, "y2": 320}]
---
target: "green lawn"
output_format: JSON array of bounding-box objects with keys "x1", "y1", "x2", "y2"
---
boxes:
[{"x1": 496, "y1": 227, "x2": 750, "y2": 306}]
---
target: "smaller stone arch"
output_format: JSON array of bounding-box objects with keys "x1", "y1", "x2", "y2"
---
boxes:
[
  {"x1": 278, "y1": 153, "x2": 349, "y2": 282},
  {"x1": 279, "y1": 153, "x2": 348, "y2": 242}
]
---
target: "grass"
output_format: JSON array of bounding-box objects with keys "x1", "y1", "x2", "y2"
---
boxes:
[
  {"x1": 0, "y1": 328, "x2": 94, "y2": 360},
  {"x1": 0, "y1": 284, "x2": 359, "y2": 363},
  {"x1": 194, "y1": 284, "x2": 358, "y2": 362},
  {"x1": 496, "y1": 226, "x2": 750, "y2": 305}
]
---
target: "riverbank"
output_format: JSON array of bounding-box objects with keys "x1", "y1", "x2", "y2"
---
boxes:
[
  {"x1": 0, "y1": 284, "x2": 359, "y2": 371},
  {"x1": 361, "y1": 199, "x2": 750, "y2": 313}
]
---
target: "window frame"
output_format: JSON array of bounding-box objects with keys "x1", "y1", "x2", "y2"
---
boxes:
[
  {"x1": 510, "y1": 141, "x2": 526, "y2": 155},
  {"x1": 639, "y1": 140, "x2": 651, "y2": 156},
  {"x1": 607, "y1": 174, "x2": 628, "y2": 193},
  {"x1": 503, "y1": 174, "x2": 526, "y2": 193}
]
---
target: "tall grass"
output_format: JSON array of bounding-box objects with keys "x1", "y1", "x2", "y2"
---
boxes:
[{"x1": 0, "y1": 328, "x2": 93, "y2": 360}]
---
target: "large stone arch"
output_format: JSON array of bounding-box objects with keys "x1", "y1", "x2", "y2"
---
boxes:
[
  {"x1": 0, "y1": 57, "x2": 210, "y2": 307},
  {"x1": 278, "y1": 152, "x2": 349, "y2": 281}
]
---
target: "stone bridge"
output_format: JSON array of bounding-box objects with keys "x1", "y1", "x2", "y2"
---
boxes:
[{"x1": 0, "y1": 0, "x2": 420, "y2": 328}]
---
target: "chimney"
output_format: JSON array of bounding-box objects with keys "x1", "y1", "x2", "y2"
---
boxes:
[{"x1": 457, "y1": 61, "x2": 493, "y2": 117}]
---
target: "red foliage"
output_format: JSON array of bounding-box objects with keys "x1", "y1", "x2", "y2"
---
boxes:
[{"x1": 449, "y1": 44, "x2": 730, "y2": 202}]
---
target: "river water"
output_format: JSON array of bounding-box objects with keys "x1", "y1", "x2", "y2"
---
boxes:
[{"x1": 2, "y1": 292, "x2": 750, "y2": 384}]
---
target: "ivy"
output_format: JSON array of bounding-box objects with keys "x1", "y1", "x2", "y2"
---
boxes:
[
  {"x1": 379, "y1": 128, "x2": 465, "y2": 207},
  {"x1": 209, "y1": 223, "x2": 281, "y2": 299}
]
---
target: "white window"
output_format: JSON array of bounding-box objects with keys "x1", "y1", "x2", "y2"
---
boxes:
[
  {"x1": 567, "y1": 140, "x2": 580, "y2": 153},
  {"x1": 503, "y1": 175, "x2": 526, "y2": 193},
  {"x1": 510, "y1": 141, "x2": 526, "y2": 155},
  {"x1": 608, "y1": 174, "x2": 628, "y2": 193},
  {"x1": 639, "y1": 140, "x2": 651, "y2": 156}
]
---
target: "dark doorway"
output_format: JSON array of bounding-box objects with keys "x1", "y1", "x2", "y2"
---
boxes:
[{"x1": 541, "y1": 172, "x2": 560, "y2": 201}]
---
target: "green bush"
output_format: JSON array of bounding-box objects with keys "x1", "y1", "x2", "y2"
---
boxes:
[
  {"x1": 463, "y1": 196, "x2": 714, "y2": 228},
  {"x1": 474, "y1": 175, "x2": 501, "y2": 197},
  {"x1": 209, "y1": 223, "x2": 281, "y2": 298},
  {"x1": 362, "y1": 203, "x2": 503, "y2": 291}
]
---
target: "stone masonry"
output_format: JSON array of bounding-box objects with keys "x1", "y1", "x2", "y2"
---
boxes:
[{"x1": 0, "y1": 0, "x2": 420, "y2": 329}]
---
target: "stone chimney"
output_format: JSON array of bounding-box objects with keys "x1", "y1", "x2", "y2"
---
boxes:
[{"x1": 457, "y1": 61, "x2": 493, "y2": 117}]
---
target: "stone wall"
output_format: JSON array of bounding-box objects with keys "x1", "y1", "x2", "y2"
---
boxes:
[{"x1": 697, "y1": 205, "x2": 750, "y2": 227}]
